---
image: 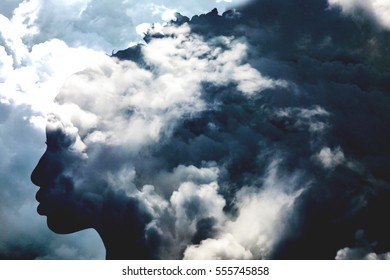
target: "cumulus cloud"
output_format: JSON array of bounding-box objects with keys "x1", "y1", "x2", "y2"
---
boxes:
[
  {"x1": 44, "y1": 21, "x2": 285, "y2": 258},
  {"x1": 171, "y1": 182, "x2": 226, "y2": 244},
  {"x1": 336, "y1": 247, "x2": 390, "y2": 260},
  {"x1": 184, "y1": 234, "x2": 253, "y2": 260},
  {"x1": 317, "y1": 146, "x2": 345, "y2": 169},
  {"x1": 3, "y1": 0, "x2": 244, "y2": 52},
  {"x1": 329, "y1": 0, "x2": 390, "y2": 30},
  {"x1": 183, "y1": 161, "x2": 304, "y2": 260},
  {"x1": 52, "y1": 23, "x2": 283, "y2": 152},
  {"x1": 45, "y1": 0, "x2": 390, "y2": 259},
  {"x1": 2, "y1": 0, "x2": 390, "y2": 259},
  {"x1": 1, "y1": 0, "x2": 249, "y2": 259},
  {"x1": 335, "y1": 230, "x2": 390, "y2": 260}
]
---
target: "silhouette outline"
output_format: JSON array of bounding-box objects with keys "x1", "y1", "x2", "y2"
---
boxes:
[{"x1": 31, "y1": 126, "x2": 153, "y2": 259}]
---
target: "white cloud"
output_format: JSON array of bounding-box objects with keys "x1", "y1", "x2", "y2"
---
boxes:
[
  {"x1": 0, "y1": 13, "x2": 29, "y2": 66},
  {"x1": 136, "y1": 23, "x2": 152, "y2": 36},
  {"x1": 336, "y1": 246, "x2": 390, "y2": 260},
  {"x1": 335, "y1": 230, "x2": 390, "y2": 260},
  {"x1": 4, "y1": 0, "x2": 246, "y2": 53},
  {"x1": 171, "y1": 181, "x2": 226, "y2": 234},
  {"x1": 148, "y1": 3, "x2": 178, "y2": 21},
  {"x1": 329, "y1": 0, "x2": 390, "y2": 30},
  {"x1": 183, "y1": 160, "x2": 305, "y2": 260},
  {"x1": 184, "y1": 234, "x2": 253, "y2": 259},
  {"x1": 234, "y1": 63, "x2": 284, "y2": 94},
  {"x1": 217, "y1": 0, "x2": 251, "y2": 6},
  {"x1": 150, "y1": 163, "x2": 220, "y2": 197},
  {"x1": 0, "y1": 9, "x2": 106, "y2": 116},
  {"x1": 23, "y1": 22, "x2": 283, "y2": 258},
  {"x1": 109, "y1": 160, "x2": 306, "y2": 260},
  {"x1": 51, "y1": 24, "x2": 283, "y2": 157},
  {"x1": 1, "y1": 0, "x2": 285, "y2": 260},
  {"x1": 224, "y1": 162, "x2": 304, "y2": 259},
  {"x1": 317, "y1": 146, "x2": 345, "y2": 169},
  {"x1": 1, "y1": 0, "x2": 273, "y2": 129},
  {"x1": 0, "y1": 44, "x2": 14, "y2": 82},
  {"x1": 274, "y1": 106, "x2": 330, "y2": 134},
  {"x1": 3, "y1": 0, "x2": 386, "y2": 260}
]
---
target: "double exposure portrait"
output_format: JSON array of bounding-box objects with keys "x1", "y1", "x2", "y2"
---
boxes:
[{"x1": 1, "y1": 0, "x2": 390, "y2": 260}]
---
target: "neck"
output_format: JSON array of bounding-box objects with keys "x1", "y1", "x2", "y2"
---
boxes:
[
  {"x1": 96, "y1": 197, "x2": 152, "y2": 260},
  {"x1": 99, "y1": 228, "x2": 150, "y2": 260}
]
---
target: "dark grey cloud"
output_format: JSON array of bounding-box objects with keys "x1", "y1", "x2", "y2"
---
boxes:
[
  {"x1": 109, "y1": 0, "x2": 390, "y2": 259},
  {"x1": 1, "y1": 0, "x2": 247, "y2": 260},
  {"x1": 2, "y1": 0, "x2": 390, "y2": 259}
]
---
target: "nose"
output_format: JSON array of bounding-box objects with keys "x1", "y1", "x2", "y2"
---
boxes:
[
  {"x1": 31, "y1": 149, "x2": 63, "y2": 188},
  {"x1": 31, "y1": 151, "x2": 48, "y2": 187}
]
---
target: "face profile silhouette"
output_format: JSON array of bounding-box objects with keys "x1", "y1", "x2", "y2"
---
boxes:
[
  {"x1": 30, "y1": 120, "x2": 153, "y2": 260},
  {"x1": 30, "y1": 55, "x2": 157, "y2": 259}
]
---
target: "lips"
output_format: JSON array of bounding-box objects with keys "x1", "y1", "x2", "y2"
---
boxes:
[
  {"x1": 37, "y1": 203, "x2": 47, "y2": 215},
  {"x1": 35, "y1": 189, "x2": 50, "y2": 215},
  {"x1": 35, "y1": 189, "x2": 46, "y2": 203}
]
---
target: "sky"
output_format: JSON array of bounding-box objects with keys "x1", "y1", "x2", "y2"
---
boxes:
[{"x1": 1, "y1": 0, "x2": 390, "y2": 260}]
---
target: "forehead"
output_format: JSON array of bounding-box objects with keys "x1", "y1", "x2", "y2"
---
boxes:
[
  {"x1": 49, "y1": 27, "x2": 273, "y2": 153},
  {"x1": 51, "y1": 56, "x2": 161, "y2": 149}
]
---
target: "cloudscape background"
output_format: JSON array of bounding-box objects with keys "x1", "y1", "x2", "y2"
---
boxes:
[{"x1": 1, "y1": 0, "x2": 390, "y2": 259}]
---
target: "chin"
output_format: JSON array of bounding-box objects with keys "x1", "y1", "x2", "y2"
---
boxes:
[{"x1": 46, "y1": 214, "x2": 91, "y2": 234}]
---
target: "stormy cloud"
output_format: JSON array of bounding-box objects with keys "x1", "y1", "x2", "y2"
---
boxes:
[
  {"x1": 2, "y1": 0, "x2": 390, "y2": 259},
  {"x1": 1, "y1": 0, "x2": 244, "y2": 259}
]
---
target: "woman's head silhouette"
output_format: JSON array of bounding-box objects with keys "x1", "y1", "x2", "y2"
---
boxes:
[{"x1": 30, "y1": 55, "x2": 160, "y2": 259}]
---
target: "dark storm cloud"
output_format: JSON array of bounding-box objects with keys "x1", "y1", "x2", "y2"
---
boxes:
[
  {"x1": 110, "y1": 0, "x2": 390, "y2": 258},
  {"x1": 2, "y1": 0, "x2": 390, "y2": 259},
  {"x1": 0, "y1": 0, "x2": 254, "y2": 260}
]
